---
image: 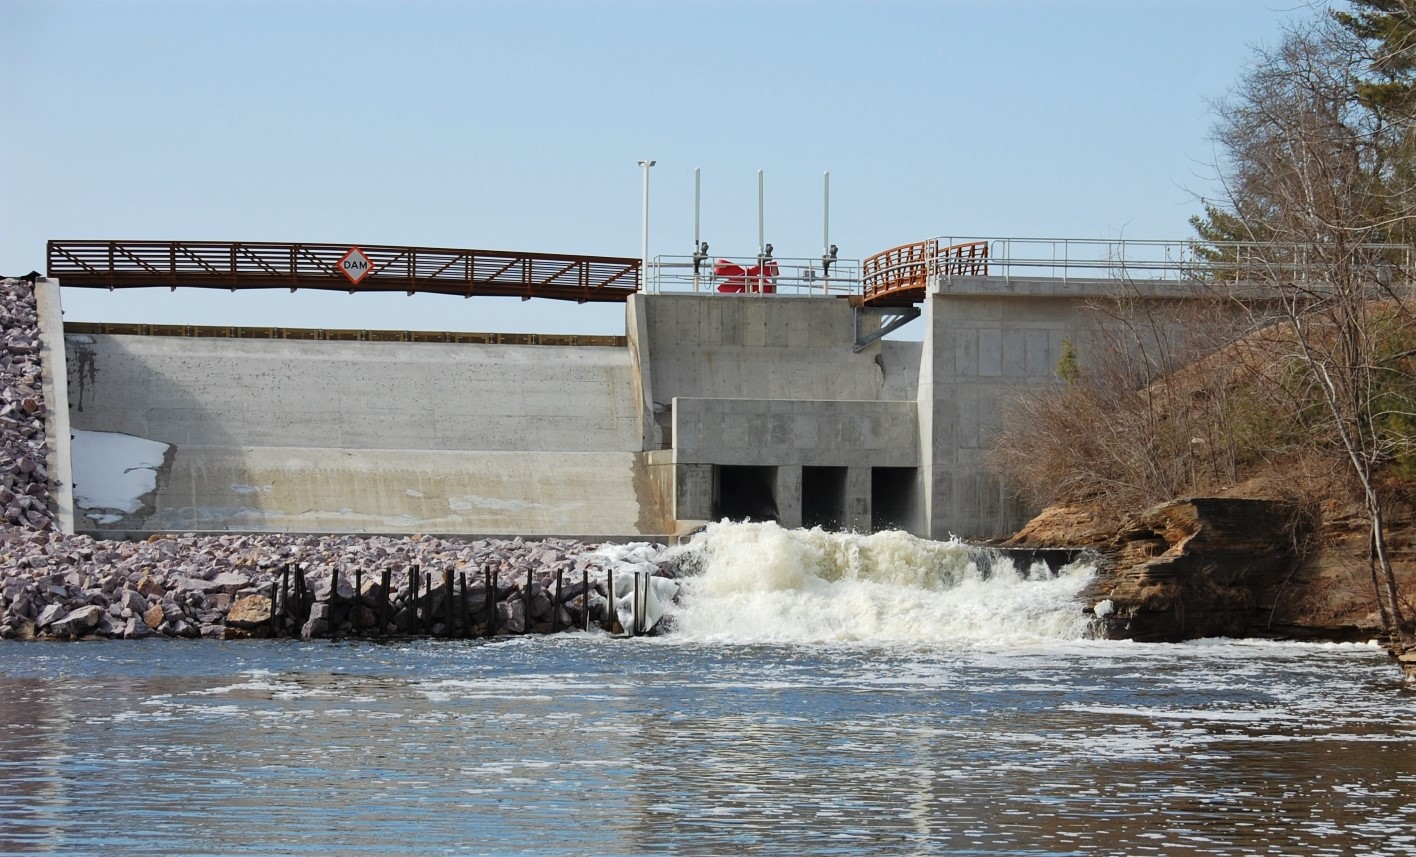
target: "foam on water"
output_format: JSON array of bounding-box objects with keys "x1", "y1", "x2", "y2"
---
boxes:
[
  {"x1": 662, "y1": 521, "x2": 1096, "y2": 645},
  {"x1": 2, "y1": 633, "x2": 1410, "y2": 856}
]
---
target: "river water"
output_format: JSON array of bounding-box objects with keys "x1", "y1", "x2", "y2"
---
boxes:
[{"x1": 2, "y1": 524, "x2": 1414, "y2": 856}]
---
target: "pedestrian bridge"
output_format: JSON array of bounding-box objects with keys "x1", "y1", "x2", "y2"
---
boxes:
[
  {"x1": 53, "y1": 236, "x2": 1404, "y2": 308},
  {"x1": 47, "y1": 240, "x2": 642, "y2": 302}
]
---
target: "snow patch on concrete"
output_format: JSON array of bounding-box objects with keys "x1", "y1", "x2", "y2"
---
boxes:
[{"x1": 71, "y1": 429, "x2": 171, "y2": 517}]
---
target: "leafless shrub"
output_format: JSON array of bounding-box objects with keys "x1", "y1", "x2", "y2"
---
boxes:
[{"x1": 990, "y1": 295, "x2": 1290, "y2": 513}]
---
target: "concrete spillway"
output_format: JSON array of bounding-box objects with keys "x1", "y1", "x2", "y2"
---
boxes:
[{"x1": 62, "y1": 331, "x2": 661, "y2": 537}]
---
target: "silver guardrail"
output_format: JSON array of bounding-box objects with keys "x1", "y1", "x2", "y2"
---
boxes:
[
  {"x1": 648, "y1": 254, "x2": 861, "y2": 295},
  {"x1": 652, "y1": 238, "x2": 1413, "y2": 295},
  {"x1": 926, "y1": 236, "x2": 1412, "y2": 284}
]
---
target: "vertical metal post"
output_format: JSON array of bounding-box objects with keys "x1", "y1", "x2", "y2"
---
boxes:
[
  {"x1": 410, "y1": 565, "x2": 420, "y2": 635},
  {"x1": 442, "y1": 568, "x2": 454, "y2": 637},
  {"x1": 693, "y1": 167, "x2": 702, "y2": 293},
  {"x1": 379, "y1": 568, "x2": 391, "y2": 637},
  {"x1": 632, "y1": 573, "x2": 641, "y2": 637},
  {"x1": 283, "y1": 560, "x2": 294, "y2": 634},
  {"x1": 822, "y1": 170, "x2": 830, "y2": 296},
  {"x1": 638, "y1": 159, "x2": 655, "y2": 292},
  {"x1": 459, "y1": 571, "x2": 470, "y2": 639},
  {"x1": 582, "y1": 567, "x2": 590, "y2": 632},
  {"x1": 293, "y1": 566, "x2": 305, "y2": 628},
  {"x1": 267, "y1": 580, "x2": 278, "y2": 637},
  {"x1": 606, "y1": 571, "x2": 615, "y2": 633},
  {"x1": 757, "y1": 170, "x2": 765, "y2": 259},
  {"x1": 553, "y1": 569, "x2": 563, "y2": 633},
  {"x1": 328, "y1": 565, "x2": 340, "y2": 611},
  {"x1": 485, "y1": 566, "x2": 496, "y2": 637}
]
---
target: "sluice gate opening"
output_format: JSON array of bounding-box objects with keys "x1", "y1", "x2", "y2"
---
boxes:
[
  {"x1": 871, "y1": 467, "x2": 920, "y2": 533},
  {"x1": 802, "y1": 466, "x2": 848, "y2": 531},
  {"x1": 714, "y1": 465, "x2": 779, "y2": 523}
]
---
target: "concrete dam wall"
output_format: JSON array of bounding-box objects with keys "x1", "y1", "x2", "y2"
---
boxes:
[
  {"x1": 45, "y1": 278, "x2": 1152, "y2": 541},
  {"x1": 63, "y1": 331, "x2": 662, "y2": 536}
]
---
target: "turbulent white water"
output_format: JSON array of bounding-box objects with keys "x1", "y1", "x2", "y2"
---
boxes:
[{"x1": 662, "y1": 521, "x2": 1096, "y2": 644}]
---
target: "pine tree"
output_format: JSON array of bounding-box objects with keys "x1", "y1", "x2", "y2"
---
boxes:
[
  {"x1": 1334, "y1": 0, "x2": 1416, "y2": 115},
  {"x1": 1194, "y1": 1, "x2": 1415, "y2": 249}
]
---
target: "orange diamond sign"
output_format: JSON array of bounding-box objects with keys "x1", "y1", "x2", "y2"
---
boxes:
[{"x1": 338, "y1": 246, "x2": 372, "y2": 285}]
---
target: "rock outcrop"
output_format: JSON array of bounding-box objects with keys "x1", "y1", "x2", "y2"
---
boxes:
[
  {"x1": 1067, "y1": 498, "x2": 1310, "y2": 642},
  {"x1": 1012, "y1": 494, "x2": 1416, "y2": 678}
]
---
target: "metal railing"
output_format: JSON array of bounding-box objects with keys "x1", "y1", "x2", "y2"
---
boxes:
[
  {"x1": 862, "y1": 239, "x2": 987, "y2": 305},
  {"x1": 47, "y1": 240, "x2": 641, "y2": 303},
  {"x1": 924, "y1": 236, "x2": 1413, "y2": 286},
  {"x1": 52, "y1": 237, "x2": 1407, "y2": 310},
  {"x1": 648, "y1": 254, "x2": 861, "y2": 296}
]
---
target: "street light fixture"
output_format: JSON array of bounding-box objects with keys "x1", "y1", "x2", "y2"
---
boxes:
[{"x1": 638, "y1": 160, "x2": 655, "y2": 291}]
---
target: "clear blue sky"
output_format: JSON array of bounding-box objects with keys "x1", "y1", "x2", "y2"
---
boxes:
[{"x1": 2, "y1": 0, "x2": 1311, "y2": 335}]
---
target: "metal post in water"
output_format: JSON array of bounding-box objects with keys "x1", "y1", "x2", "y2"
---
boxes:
[
  {"x1": 327, "y1": 565, "x2": 339, "y2": 638},
  {"x1": 293, "y1": 566, "x2": 305, "y2": 627},
  {"x1": 410, "y1": 565, "x2": 420, "y2": 635},
  {"x1": 459, "y1": 571, "x2": 470, "y2": 639},
  {"x1": 424, "y1": 572, "x2": 432, "y2": 635},
  {"x1": 485, "y1": 566, "x2": 496, "y2": 637},
  {"x1": 553, "y1": 569, "x2": 563, "y2": 633},
  {"x1": 267, "y1": 580, "x2": 278, "y2": 637},
  {"x1": 632, "y1": 573, "x2": 640, "y2": 637},
  {"x1": 606, "y1": 571, "x2": 614, "y2": 633},
  {"x1": 582, "y1": 567, "x2": 590, "y2": 632},
  {"x1": 279, "y1": 564, "x2": 290, "y2": 636},
  {"x1": 379, "y1": 568, "x2": 391, "y2": 637},
  {"x1": 442, "y1": 568, "x2": 454, "y2": 637},
  {"x1": 354, "y1": 566, "x2": 363, "y2": 635}
]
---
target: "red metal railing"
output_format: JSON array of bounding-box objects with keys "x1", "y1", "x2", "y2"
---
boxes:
[
  {"x1": 47, "y1": 240, "x2": 641, "y2": 303},
  {"x1": 861, "y1": 239, "x2": 988, "y2": 305}
]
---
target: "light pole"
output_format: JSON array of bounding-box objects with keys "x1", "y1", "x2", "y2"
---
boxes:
[{"x1": 637, "y1": 159, "x2": 655, "y2": 291}]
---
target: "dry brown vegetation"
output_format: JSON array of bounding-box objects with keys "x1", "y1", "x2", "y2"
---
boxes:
[
  {"x1": 989, "y1": 299, "x2": 1333, "y2": 515},
  {"x1": 990, "y1": 296, "x2": 1416, "y2": 519}
]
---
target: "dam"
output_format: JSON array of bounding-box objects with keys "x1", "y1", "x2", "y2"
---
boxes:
[{"x1": 39, "y1": 236, "x2": 1210, "y2": 542}]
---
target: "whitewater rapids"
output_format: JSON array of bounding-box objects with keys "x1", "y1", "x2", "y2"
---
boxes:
[{"x1": 659, "y1": 521, "x2": 1097, "y2": 645}]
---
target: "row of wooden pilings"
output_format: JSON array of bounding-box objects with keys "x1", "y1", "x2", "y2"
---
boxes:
[{"x1": 262, "y1": 562, "x2": 656, "y2": 639}]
